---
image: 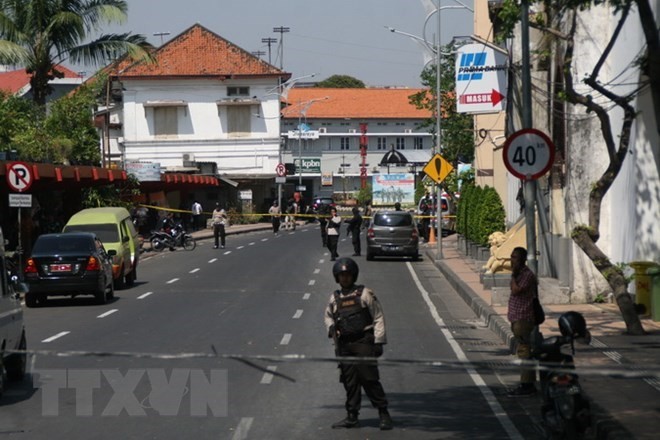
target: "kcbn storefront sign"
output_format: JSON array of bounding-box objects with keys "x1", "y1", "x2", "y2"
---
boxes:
[{"x1": 294, "y1": 157, "x2": 321, "y2": 173}]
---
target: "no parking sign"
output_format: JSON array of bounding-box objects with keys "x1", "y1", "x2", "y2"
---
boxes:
[{"x1": 6, "y1": 161, "x2": 33, "y2": 192}]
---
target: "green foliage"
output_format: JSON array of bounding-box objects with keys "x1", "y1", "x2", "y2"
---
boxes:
[
  {"x1": 414, "y1": 179, "x2": 427, "y2": 204},
  {"x1": 356, "y1": 183, "x2": 373, "y2": 206},
  {"x1": 455, "y1": 184, "x2": 505, "y2": 246},
  {"x1": 408, "y1": 46, "x2": 475, "y2": 166},
  {"x1": 0, "y1": 0, "x2": 153, "y2": 106},
  {"x1": 316, "y1": 75, "x2": 366, "y2": 88},
  {"x1": 81, "y1": 174, "x2": 140, "y2": 209},
  {"x1": 0, "y1": 92, "x2": 39, "y2": 151}
]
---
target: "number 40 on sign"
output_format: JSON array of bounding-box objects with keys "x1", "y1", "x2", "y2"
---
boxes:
[{"x1": 502, "y1": 128, "x2": 555, "y2": 181}]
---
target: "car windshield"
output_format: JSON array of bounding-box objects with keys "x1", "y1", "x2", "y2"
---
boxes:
[
  {"x1": 374, "y1": 213, "x2": 412, "y2": 227},
  {"x1": 63, "y1": 224, "x2": 119, "y2": 243},
  {"x1": 33, "y1": 236, "x2": 94, "y2": 253}
]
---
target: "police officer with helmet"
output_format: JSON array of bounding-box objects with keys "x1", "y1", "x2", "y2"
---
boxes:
[{"x1": 324, "y1": 257, "x2": 393, "y2": 430}]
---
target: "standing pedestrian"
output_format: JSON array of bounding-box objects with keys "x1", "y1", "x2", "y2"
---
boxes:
[
  {"x1": 211, "y1": 203, "x2": 227, "y2": 249},
  {"x1": 324, "y1": 257, "x2": 393, "y2": 430},
  {"x1": 326, "y1": 207, "x2": 342, "y2": 261},
  {"x1": 345, "y1": 207, "x2": 363, "y2": 256},
  {"x1": 318, "y1": 205, "x2": 329, "y2": 247},
  {"x1": 268, "y1": 201, "x2": 281, "y2": 235},
  {"x1": 507, "y1": 246, "x2": 538, "y2": 397},
  {"x1": 191, "y1": 200, "x2": 203, "y2": 232}
]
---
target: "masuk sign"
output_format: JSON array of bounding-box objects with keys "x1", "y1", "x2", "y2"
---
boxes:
[{"x1": 455, "y1": 44, "x2": 508, "y2": 114}]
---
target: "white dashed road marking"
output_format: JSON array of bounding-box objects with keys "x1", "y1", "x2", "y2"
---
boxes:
[
  {"x1": 308, "y1": 280, "x2": 315, "y2": 286},
  {"x1": 303, "y1": 293, "x2": 311, "y2": 300},
  {"x1": 223, "y1": 251, "x2": 231, "y2": 255},
  {"x1": 313, "y1": 268, "x2": 320, "y2": 274},
  {"x1": 42, "y1": 331, "x2": 70, "y2": 343},
  {"x1": 97, "y1": 309, "x2": 118, "y2": 318},
  {"x1": 237, "y1": 245, "x2": 244, "y2": 250},
  {"x1": 261, "y1": 238, "x2": 268, "y2": 242},
  {"x1": 280, "y1": 334, "x2": 292, "y2": 345},
  {"x1": 249, "y1": 242, "x2": 255, "y2": 246},
  {"x1": 189, "y1": 268, "x2": 200, "y2": 273},
  {"x1": 137, "y1": 292, "x2": 154, "y2": 299},
  {"x1": 260, "y1": 366, "x2": 277, "y2": 384},
  {"x1": 166, "y1": 278, "x2": 179, "y2": 284},
  {"x1": 209, "y1": 258, "x2": 218, "y2": 263},
  {"x1": 231, "y1": 417, "x2": 254, "y2": 440},
  {"x1": 292, "y1": 309, "x2": 303, "y2": 319}
]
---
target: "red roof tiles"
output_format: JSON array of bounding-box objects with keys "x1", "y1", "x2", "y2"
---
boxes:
[
  {"x1": 0, "y1": 65, "x2": 80, "y2": 95},
  {"x1": 281, "y1": 88, "x2": 433, "y2": 119}
]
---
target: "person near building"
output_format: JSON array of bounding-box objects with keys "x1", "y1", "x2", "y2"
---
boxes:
[
  {"x1": 507, "y1": 246, "x2": 538, "y2": 397},
  {"x1": 285, "y1": 198, "x2": 298, "y2": 231},
  {"x1": 326, "y1": 207, "x2": 342, "y2": 261},
  {"x1": 344, "y1": 207, "x2": 363, "y2": 256},
  {"x1": 318, "y1": 205, "x2": 329, "y2": 247},
  {"x1": 324, "y1": 257, "x2": 393, "y2": 431},
  {"x1": 191, "y1": 200, "x2": 203, "y2": 232},
  {"x1": 268, "y1": 200, "x2": 281, "y2": 235},
  {"x1": 211, "y1": 203, "x2": 228, "y2": 249}
]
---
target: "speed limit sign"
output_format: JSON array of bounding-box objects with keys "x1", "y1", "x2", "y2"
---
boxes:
[{"x1": 503, "y1": 129, "x2": 555, "y2": 180}]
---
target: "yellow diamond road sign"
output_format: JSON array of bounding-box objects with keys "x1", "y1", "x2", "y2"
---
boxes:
[{"x1": 423, "y1": 154, "x2": 454, "y2": 183}]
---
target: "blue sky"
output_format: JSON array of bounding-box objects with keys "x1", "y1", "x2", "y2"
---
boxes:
[{"x1": 80, "y1": 0, "x2": 474, "y2": 88}]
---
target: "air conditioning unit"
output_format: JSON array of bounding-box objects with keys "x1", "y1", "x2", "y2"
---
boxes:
[
  {"x1": 319, "y1": 127, "x2": 327, "y2": 133},
  {"x1": 182, "y1": 153, "x2": 195, "y2": 162},
  {"x1": 404, "y1": 128, "x2": 413, "y2": 133},
  {"x1": 349, "y1": 129, "x2": 357, "y2": 133}
]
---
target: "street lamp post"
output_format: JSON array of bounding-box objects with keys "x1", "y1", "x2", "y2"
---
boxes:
[{"x1": 294, "y1": 97, "x2": 329, "y2": 192}]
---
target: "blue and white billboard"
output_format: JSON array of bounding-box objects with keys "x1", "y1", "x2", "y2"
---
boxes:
[{"x1": 455, "y1": 44, "x2": 508, "y2": 114}]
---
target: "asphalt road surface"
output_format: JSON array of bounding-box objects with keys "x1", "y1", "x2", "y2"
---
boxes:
[{"x1": 1, "y1": 224, "x2": 545, "y2": 439}]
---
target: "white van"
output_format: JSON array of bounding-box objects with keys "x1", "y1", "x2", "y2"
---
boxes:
[{"x1": 0, "y1": 227, "x2": 27, "y2": 396}]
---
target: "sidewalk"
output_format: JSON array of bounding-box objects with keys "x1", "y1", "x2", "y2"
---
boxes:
[{"x1": 429, "y1": 234, "x2": 660, "y2": 440}]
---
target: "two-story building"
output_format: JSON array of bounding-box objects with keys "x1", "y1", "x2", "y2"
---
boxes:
[
  {"x1": 280, "y1": 87, "x2": 434, "y2": 204},
  {"x1": 104, "y1": 23, "x2": 290, "y2": 211}
]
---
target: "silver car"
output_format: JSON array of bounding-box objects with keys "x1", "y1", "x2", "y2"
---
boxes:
[{"x1": 366, "y1": 211, "x2": 420, "y2": 261}]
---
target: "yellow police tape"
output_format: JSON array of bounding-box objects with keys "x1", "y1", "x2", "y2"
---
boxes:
[{"x1": 138, "y1": 204, "x2": 455, "y2": 221}]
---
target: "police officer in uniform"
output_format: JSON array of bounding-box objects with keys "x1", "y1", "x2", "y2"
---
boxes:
[{"x1": 324, "y1": 257, "x2": 393, "y2": 430}]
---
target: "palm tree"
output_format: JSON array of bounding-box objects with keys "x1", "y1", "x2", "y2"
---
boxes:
[{"x1": 0, "y1": 0, "x2": 153, "y2": 106}]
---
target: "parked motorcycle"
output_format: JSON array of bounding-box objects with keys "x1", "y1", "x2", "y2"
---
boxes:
[
  {"x1": 149, "y1": 223, "x2": 196, "y2": 252},
  {"x1": 535, "y1": 311, "x2": 592, "y2": 439}
]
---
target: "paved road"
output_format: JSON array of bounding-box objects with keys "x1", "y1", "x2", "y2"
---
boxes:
[{"x1": 1, "y1": 225, "x2": 546, "y2": 439}]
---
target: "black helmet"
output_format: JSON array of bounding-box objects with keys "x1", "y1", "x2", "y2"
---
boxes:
[
  {"x1": 558, "y1": 311, "x2": 587, "y2": 339},
  {"x1": 332, "y1": 257, "x2": 359, "y2": 282}
]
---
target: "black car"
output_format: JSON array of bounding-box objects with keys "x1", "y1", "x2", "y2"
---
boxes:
[
  {"x1": 24, "y1": 232, "x2": 115, "y2": 307},
  {"x1": 312, "y1": 197, "x2": 336, "y2": 214}
]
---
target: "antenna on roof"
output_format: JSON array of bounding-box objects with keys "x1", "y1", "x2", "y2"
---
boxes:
[{"x1": 153, "y1": 32, "x2": 171, "y2": 46}]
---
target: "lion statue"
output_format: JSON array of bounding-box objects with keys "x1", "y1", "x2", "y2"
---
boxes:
[{"x1": 483, "y1": 231, "x2": 510, "y2": 274}]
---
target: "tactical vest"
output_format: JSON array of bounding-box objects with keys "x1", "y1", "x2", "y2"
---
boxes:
[{"x1": 333, "y1": 286, "x2": 373, "y2": 340}]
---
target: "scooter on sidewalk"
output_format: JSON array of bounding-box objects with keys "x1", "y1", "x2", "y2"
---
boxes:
[{"x1": 535, "y1": 311, "x2": 592, "y2": 439}]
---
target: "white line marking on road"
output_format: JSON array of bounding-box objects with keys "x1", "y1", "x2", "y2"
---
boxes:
[
  {"x1": 237, "y1": 246, "x2": 244, "y2": 250},
  {"x1": 319, "y1": 259, "x2": 325, "y2": 263},
  {"x1": 166, "y1": 278, "x2": 179, "y2": 284},
  {"x1": 189, "y1": 268, "x2": 200, "y2": 273},
  {"x1": 223, "y1": 251, "x2": 231, "y2": 255},
  {"x1": 308, "y1": 280, "x2": 315, "y2": 286},
  {"x1": 292, "y1": 309, "x2": 303, "y2": 319},
  {"x1": 231, "y1": 417, "x2": 254, "y2": 440},
  {"x1": 249, "y1": 242, "x2": 255, "y2": 246},
  {"x1": 303, "y1": 293, "x2": 311, "y2": 300},
  {"x1": 137, "y1": 292, "x2": 154, "y2": 299},
  {"x1": 97, "y1": 309, "x2": 118, "y2": 318},
  {"x1": 406, "y1": 262, "x2": 524, "y2": 440},
  {"x1": 280, "y1": 333, "x2": 292, "y2": 345},
  {"x1": 261, "y1": 238, "x2": 268, "y2": 242},
  {"x1": 209, "y1": 258, "x2": 218, "y2": 263},
  {"x1": 260, "y1": 366, "x2": 277, "y2": 384},
  {"x1": 42, "y1": 331, "x2": 70, "y2": 343},
  {"x1": 313, "y1": 268, "x2": 320, "y2": 274}
]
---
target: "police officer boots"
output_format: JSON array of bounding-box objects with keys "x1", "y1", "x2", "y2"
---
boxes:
[
  {"x1": 331, "y1": 412, "x2": 359, "y2": 429},
  {"x1": 379, "y1": 408, "x2": 393, "y2": 430}
]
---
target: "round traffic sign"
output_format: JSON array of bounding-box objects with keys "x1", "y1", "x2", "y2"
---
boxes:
[
  {"x1": 503, "y1": 129, "x2": 555, "y2": 180},
  {"x1": 275, "y1": 163, "x2": 286, "y2": 177},
  {"x1": 6, "y1": 161, "x2": 33, "y2": 192}
]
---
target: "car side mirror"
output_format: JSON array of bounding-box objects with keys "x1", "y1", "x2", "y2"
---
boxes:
[
  {"x1": 123, "y1": 235, "x2": 130, "y2": 243},
  {"x1": 107, "y1": 249, "x2": 117, "y2": 256}
]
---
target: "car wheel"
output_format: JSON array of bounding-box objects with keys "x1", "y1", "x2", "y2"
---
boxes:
[
  {"x1": 412, "y1": 253, "x2": 420, "y2": 261},
  {"x1": 125, "y1": 267, "x2": 136, "y2": 286},
  {"x1": 0, "y1": 357, "x2": 6, "y2": 397},
  {"x1": 5, "y1": 330, "x2": 27, "y2": 381},
  {"x1": 366, "y1": 252, "x2": 374, "y2": 261},
  {"x1": 113, "y1": 266, "x2": 126, "y2": 290},
  {"x1": 106, "y1": 278, "x2": 115, "y2": 300},
  {"x1": 25, "y1": 291, "x2": 38, "y2": 308}
]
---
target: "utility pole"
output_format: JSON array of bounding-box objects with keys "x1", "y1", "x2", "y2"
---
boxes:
[
  {"x1": 273, "y1": 26, "x2": 290, "y2": 69},
  {"x1": 261, "y1": 37, "x2": 277, "y2": 65},
  {"x1": 251, "y1": 50, "x2": 266, "y2": 59},
  {"x1": 153, "y1": 31, "x2": 170, "y2": 46}
]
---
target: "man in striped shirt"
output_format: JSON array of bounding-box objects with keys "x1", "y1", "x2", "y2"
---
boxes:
[{"x1": 507, "y1": 246, "x2": 538, "y2": 397}]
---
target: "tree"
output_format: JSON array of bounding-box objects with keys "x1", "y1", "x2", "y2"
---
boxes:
[
  {"x1": 316, "y1": 74, "x2": 366, "y2": 88},
  {"x1": 409, "y1": 46, "x2": 475, "y2": 167},
  {"x1": 497, "y1": 0, "x2": 659, "y2": 335},
  {"x1": 0, "y1": 0, "x2": 153, "y2": 106}
]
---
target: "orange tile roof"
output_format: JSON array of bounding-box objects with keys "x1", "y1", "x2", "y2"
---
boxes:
[
  {"x1": 117, "y1": 23, "x2": 290, "y2": 80},
  {"x1": 281, "y1": 88, "x2": 433, "y2": 119},
  {"x1": 0, "y1": 66, "x2": 79, "y2": 94}
]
